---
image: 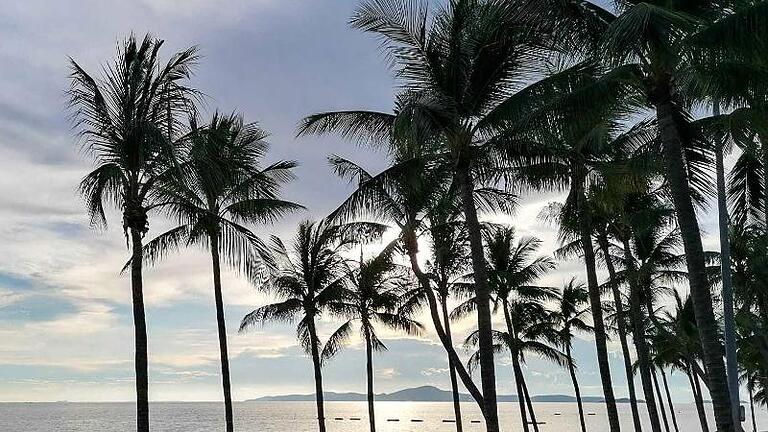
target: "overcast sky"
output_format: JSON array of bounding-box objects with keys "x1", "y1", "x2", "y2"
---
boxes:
[{"x1": 0, "y1": 0, "x2": 726, "y2": 405}]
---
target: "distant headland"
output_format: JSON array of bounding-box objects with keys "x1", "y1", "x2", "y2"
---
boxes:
[{"x1": 247, "y1": 385, "x2": 643, "y2": 403}]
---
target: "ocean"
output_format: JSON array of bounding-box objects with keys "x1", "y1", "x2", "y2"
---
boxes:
[{"x1": 1, "y1": 401, "x2": 763, "y2": 431}]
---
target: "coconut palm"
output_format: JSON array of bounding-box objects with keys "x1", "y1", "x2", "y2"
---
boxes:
[
  {"x1": 518, "y1": 1, "x2": 768, "y2": 427},
  {"x1": 299, "y1": 2, "x2": 576, "y2": 427},
  {"x1": 239, "y1": 219, "x2": 381, "y2": 432},
  {"x1": 551, "y1": 278, "x2": 592, "y2": 432},
  {"x1": 648, "y1": 330, "x2": 681, "y2": 432},
  {"x1": 464, "y1": 300, "x2": 566, "y2": 432},
  {"x1": 323, "y1": 246, "x2": 423, "y2": 432},
  {"x1": 612, "y1": 190, "x2": 680, "y2": 432},
  {"x1": 424, "y1": 202, "x2": 473, "y2": 432},
  {"x1": 592, "y1": 208, "x2": 645, "y2": 432},
  {"x1": 499, "y1": 63, "x2": 649, "y2": 431},
  {"x1": 138, "y1": 112, "x2": 302, "y2": 432},
  {"x1": 299, "y1": 105, "x2": 492, "y2": 414},
  {"x1": 68, "y1": 33, "x2": 199, "y2": 432},
  {"x1": 543, "y1": 185, "x2": 646, "y2": 432},
  {"x1": 655, "y1": 292, "x2": 712, "y2": 432},
  {"x1": 453, "y1": 225, "x2": 557, "y2": 432}
]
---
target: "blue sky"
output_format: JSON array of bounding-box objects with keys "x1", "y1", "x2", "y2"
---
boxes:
[{"x1": 0, "y1": 0, "x2": 724, "y2": 404}]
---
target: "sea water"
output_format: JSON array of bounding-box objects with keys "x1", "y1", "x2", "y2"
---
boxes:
[{"x1": 0, "y1": 401, "x2": 763, "y2": 431}]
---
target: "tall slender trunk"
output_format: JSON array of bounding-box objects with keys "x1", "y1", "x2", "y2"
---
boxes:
[
  {"x1": 210, "y1": 235, "x2": 234, "y2": 432},
  {"x1": 130, "y1": 228, "x2": 150, "y2": 432},
  {"x1": 503, "y1": 302, "x2": 529, "y2": 432},
  {"x1": 308, "y1": 317, "x2": 326, "y2": 432},
  {"x1": 521, "y1": 371, "x2": 540, "y2": 432},
  {"x1": 572, "y1": 168, "x2": 620, "y2": 432},
  {"x1": 456, "y1": 162, "x2": 499, "y2": 432},
  {"x1": 364, "y1": 328, "x2": 376, "y2": 432},
  {"x1": 651, "y1": 367, "x2": 671, "y2": 432},
  {"x1": 441, "y1": 297, "x2": 464, "y2": 432},
  {"x1": 403, "y1": 233, "x2": 486, "y2": 413},
  {"x1": 749, "y1": 384, "x2": 757, "y2": 432},
  {"x1": 598, "y1": 233, "x2": 643, "y2": 432},
  {"x1": 660, "y1": 369, "x2": 679, "y2": 432},
  {"x1": 687, "y1": 362, "x2": 710, "y2": 432},
  {"x1": 715, "y1": 117, "x2": 742, "y2": 430},
  {"x1": 566, "y1": 342, "x2": 587, "y2": 432},
  {"x1": 656, "y1": 99, "x2": 733, "y2": 432},
  {"x1": 512, "y1": 355, "x2": 531, "y2": 432},
  {"x1": 621, "y1": 238, "x2": 663, "y2": 432}
]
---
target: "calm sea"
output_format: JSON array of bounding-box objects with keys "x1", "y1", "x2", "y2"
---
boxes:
[{"x1": 1, "y1": 401, "x2": 764, "y2": 432}]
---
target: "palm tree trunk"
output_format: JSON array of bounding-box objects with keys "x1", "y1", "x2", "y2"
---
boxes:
[
  {"x1": 441, "y1": 297, "x2": 464, "y2": 432},
  {"x1": 660, "y1": 369, "x2": 679, "y2": 432},
  {"x1": 456, "y1": 162, "x2": 500, "y2": 432},
  {"x1": 520, "y1": 368, "x2": 540, "y2": 432},
  {"x1": 621, "y1": 238, "x2": 663, "y2": 432},
  {"x1": 656, "y1": 99, "x2": 734, "y2": 432},
  {"x1": 749, "y1": 384, "x2": 757, "y2": 432},
  {"x1": 598, "y1": 233, "x2": 643, "y2": 432},
  {"x1": 364, "y1": 329, "x2": 376, "y2": 432},
  {"x1": 308, "y1": 317, "x2": 327, "y2": 432},
  {"x1": 512, "y1": 355, "x2": 531, "y2": 432},
  {"x1": 130, "y1": 228, "x2": 150, "y2": 432},
  {"x1": 687, "y1": 362, "x2": 710, "y2": 432},
  {"x1": 715, "y1": 123, "x2": 743, "y2": 430},
  {"x1": 210, "y1": 235, "x2": 234, "y2": 432},
  {"x1": 572, "y1": 169, "x2": 620, "y2": 432},
  {"x1": 651, "y1": 367, "x2": 671, "y2": 432},
  {"x1": 503, "y1": 302, "x2": 529, "y2": 432},
  {"x1": 566, "y1": 343, "x2": 587, "y2": 432},
  {"x1": 403, "y1": 231, "x2": 486, "y2": 413}
]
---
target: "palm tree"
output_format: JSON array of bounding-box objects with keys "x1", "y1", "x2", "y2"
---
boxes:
[
  {"x1": 504, "y1": 64, "x2": 647, "y2": 431},
  {"x1": 597, "y1": 6, "x2": 766, "y2": 429},
  {"x1": 593, "y1": 214, "x2": 644, "y2": 432},
  {"x1": 68, "y1": 34, "x2": 199, "y2": 432},
  {"x1": 519, "y1": 1, "x2": 768, "y2": 427},
  {"x1": 239, "y1": 219, "x2": 378, "y2": 432},
  {"x1": 454, "y1": 225, "x2": 558, "y2": 432},
  {"x1": 648, "y1": 331, "x2": 681, "y2": 432},
  {"x1": 551, "y1": 278, "x2": 592, "y2": 432},
  {"x1": 425, "y1": 202, "x2": 473, "y2": 432},
  {"x1": 138, "y1": 112, "x2": 302, "y2": 431},
  {"x1": 323, "y1": 246, "x2": 423, "y2": 432},
  {"x1": 464, "y1": 300, "x2": 566, "y2": 432},
  {"x1": 613, "y1": 191, "x2": 677, "y2": 432},
  {"x1": 656, "y1": 292, "x2": 712, "y2": 432},
  {"x1": 300, "y1": 3, "x2": 577, "y2": 427},
  {"x1": 298, "y1": 113, "x2": 490, "y2": 414}
]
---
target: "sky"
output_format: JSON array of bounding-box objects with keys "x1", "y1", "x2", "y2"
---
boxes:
[{"x1": 0, "y1": 0, "x2": 727, "y2": 405}]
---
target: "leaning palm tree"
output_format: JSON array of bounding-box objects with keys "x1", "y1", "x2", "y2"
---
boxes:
[
  {"x1": 298, "y1": 3, "x2": 574, "y2": 427},
  {"x1": 551, "y1": 278, "x2": 592, "y2": 432},
  {"x1": 239, "y1": 220, "x2": 380, "y2": 432},
  {"x1": 302, "y1": 123, "x2": 490, "y2": 414},
  {"x1": 139, "y1": 112, "x2": 302, "y2": 432},
  {"x1": 424, "y1": 200, "x2": 473, "y2": 432},
  {"x1": 454, "y1": 225, "x2": 557, "y2": 432},
  {"x1": 323, "y1": 246, "x2": 422, "y2": 432},
  {"x1": 464, "y1": 300, "x2": 566, "y2": 432},
  {"x1": 68, "y1": 33, "x2": 199, "y2": 432}
]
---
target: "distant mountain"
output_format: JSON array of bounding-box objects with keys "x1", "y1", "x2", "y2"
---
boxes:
[{"x1": 247, "y1": 386, "x2": 644, "y2": 403}]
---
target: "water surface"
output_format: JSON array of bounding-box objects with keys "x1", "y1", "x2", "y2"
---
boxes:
[{"x1": 1, "y1": 401, "x2": 764, "y2": 431}]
